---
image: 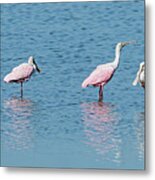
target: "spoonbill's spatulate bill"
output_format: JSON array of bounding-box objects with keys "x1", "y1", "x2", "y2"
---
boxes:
[
  {"x1": 4, "y1": 56, "x2": 41, "y2": 98},
  {"x1": 82, "y1": 41, "x2": 133, "y2": 101},
  {"x1": 132, "y1": 62, "x2": 145, "y2": 88}
]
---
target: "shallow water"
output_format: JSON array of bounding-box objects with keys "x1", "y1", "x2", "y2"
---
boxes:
[{"x1": 1, "y1": 1, "x2": 144, "y2": 169}]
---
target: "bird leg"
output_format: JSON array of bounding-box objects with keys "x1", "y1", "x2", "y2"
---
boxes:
[
  {"x1": 20, "y1": 82, "x2": 23, "y2": 98},
  {"x1": 98, "y1": 85, "x2": 103, "y2": 102}
]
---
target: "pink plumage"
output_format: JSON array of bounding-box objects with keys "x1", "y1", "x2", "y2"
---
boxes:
[
  {"x1": 82, "y1": 64, "x2": 115, "y2": 88},
  {"x1": 4, "y1": 56, "x2": 41, "y2": 98},
  {"x1": 81, "y1": 41, "x2": 132, "y2": 101},
  {"x1": 4, "y1": 63, "x2": 34, "y2": 83}
]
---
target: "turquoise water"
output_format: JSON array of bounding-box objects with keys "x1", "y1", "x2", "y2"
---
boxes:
[{"x1": 1, "y1": 1, "x2": 144, "y2": 169}]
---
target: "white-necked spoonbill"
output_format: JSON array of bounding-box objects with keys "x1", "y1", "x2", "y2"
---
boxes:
[
  {"x1": 133, "y1": 62, "x2": 145, "y2": 88},
  {"x1": 82, "y1": 41, "x2": 134, "y2": 101}
]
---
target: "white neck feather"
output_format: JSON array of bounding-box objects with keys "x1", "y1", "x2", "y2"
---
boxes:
[{"x1": 112, "y1": 44, "x2": 122, "y2": 69}]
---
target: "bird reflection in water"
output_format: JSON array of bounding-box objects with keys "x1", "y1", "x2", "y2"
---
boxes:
[
  {"x1": 81, "y1": 101, "x2": 122, "y2": 163},
  {"x1": 133, "y1": 112, "x2": 144, "y2": 162},
  {"x1": 2, "y1": 97, "x2": 35, "y2": 150}
]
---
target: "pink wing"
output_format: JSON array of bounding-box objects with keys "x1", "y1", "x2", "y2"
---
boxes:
[
  {"x1": 4, "y1": 64, "x2": 34, "y2": 83},
  {"x1": 82, "y1": 65, "x2": 115, "y2": 88}
]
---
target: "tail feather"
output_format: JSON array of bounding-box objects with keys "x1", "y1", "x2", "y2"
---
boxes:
[
  {"x1": 4, "y1": 73, "x2": 14, "y2": 83},
  {"x1": 82, "y1": 78, "x2": 89, "y2": 88}
]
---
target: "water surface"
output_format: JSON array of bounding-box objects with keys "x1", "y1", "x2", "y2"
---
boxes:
[{"x1": 1, "y1": 1, "x2": 144, "y2": 169}]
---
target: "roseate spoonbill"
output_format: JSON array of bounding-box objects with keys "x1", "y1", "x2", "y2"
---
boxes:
[
  {"x1": 82, "y1": 41, "x2": 132, "y2": 101},
  {"x1": 132, "y1": 62, "x2": 145, "y2": 88},
  {"x1": 4, "y1": 56, "x2": 41, "y2": 98}
]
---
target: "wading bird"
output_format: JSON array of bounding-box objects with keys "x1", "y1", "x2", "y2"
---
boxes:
[
  {"x1": 82, "y1": 41, "x2": 132, "y2": 101},
  {"x1": 132, "y1": 62, "x2": 145, "y2": 88},
  {"x1": 4, "y1": 56, "x2": 41, "y2": 98}
]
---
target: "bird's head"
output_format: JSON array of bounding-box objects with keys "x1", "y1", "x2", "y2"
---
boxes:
[
  {"x1": 28, "y1": 56, "x2": 41, "y2": 73},
  {"x1": 117, "y1": 41, "x2": 136, "y2": 50}
]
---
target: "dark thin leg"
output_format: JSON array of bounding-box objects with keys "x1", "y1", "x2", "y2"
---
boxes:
[
  {"x1": 98, "y1": 85, "x2": 103, "y2": 102},
  {"x1": 21, "y1": 82, "x2": 23, "y2": 98}
]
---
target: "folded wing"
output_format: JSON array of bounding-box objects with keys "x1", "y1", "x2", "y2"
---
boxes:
[
  {"x1": 4, "y1": 64, "x2": 34, "y2": 83},
  {"x1": 82, "y1": 65, "x2": 115, "y2": 88}
]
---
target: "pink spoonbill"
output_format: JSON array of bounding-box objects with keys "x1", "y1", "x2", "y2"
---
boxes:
[
  {"x1": 82, "y1": 41, "x2": 133, "y2": 101},
  {"x1": 132, "y1": 62, "x2": 145, "y2": 88},
  {"x1": 4, "y1": 56, "x2": 41, "y2": 98}
]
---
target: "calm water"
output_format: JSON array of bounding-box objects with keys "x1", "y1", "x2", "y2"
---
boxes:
[{"x1": 1, "y1": 1, "x2": 144, "y2": 169}]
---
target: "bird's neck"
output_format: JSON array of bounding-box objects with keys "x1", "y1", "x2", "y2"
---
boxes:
[{"x1": 112, "y1": 46, "x2": 122, "y2": 69}]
